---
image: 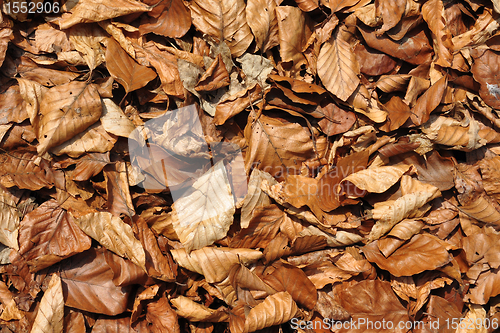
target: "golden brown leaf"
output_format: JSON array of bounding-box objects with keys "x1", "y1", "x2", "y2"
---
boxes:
[
  {"x1": 187, "y1": 0, "x2": 253, "y2": 57},
  {"x1": 471, "y1": 49, "x2": 500, "y2": 109},
  {"x1": 246, "y1": 0, "x2": 279, "y2": 52},
  {"x1": 376, "y1": 0, "x2": 406, "y2": 33},
  {"x1": 410, "y1": 75, "x2": 447, "y2": 126},
  {"x1": 146, "y1": 296, "x2": 180, "y2": 333},
  {"x1": 37, "y1": 81, "x2": 102, "y2": 155},
  {"x1": 0, "y1": 150, "x2": 54, "y2": 190},
  {"x1": 459, "y1": 196, "x2": 500, "y2": 227},
  {"x1": 243, "y1": 292, "x2": 298, "y2": 333},
  {"x1": 422, "y1": 0, "x2": 453, "y2": 67},
  {"x1": 195, "y1": 54, "x2": 230, "y2": 92},
  {"x1": 100, "y1": 99, "x2": 136, "y2": 138},
  {"x1": 106, "y1": 38, "x2": 157, "y2": 93},
  {"x1": 0, "y1": 186, "x2": 19, "y2": 251},
  {"x1": 139, "y1": 0, "x2": 191, "y2": 38},
  {"x1": 171, "y1": 296, "x2": 229, "y2": 322},
  {"x1": 317, "y1": 35, "x2": 360, "y2": 102}
]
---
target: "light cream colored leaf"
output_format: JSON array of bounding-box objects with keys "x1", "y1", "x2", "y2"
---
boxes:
[
  {"x1": 30, "y1": 274, "x2": 64, "y2": 333},
  {"x1": 246, "y1": 0, "x2": 279, "y2": 52},
  {"x1": 37, "y1": 81, "x2": 102, "y2": 155},
  {"x1": 187, "y1": 0, "x2": 253, "y2": 57},
  {"x1": 318, "y1": 35, "x2": 360, "y2": 101},
  {"x1": 71, "y1": 211, "x2": 146, "y2": 271},
  {"x1": 101, "y1": 99, "x2": 136, "y2": 137},
  {"x1": 456, "y1": 304, "x2": 487, "y2": 333},
  {"x1": 341, "y1": 164, "x2": 414, "y2": 195},
  {"x1": 0, "y1": 188, "x2": 19, "y2": 251},
  {"x1": 170, "y1": 247, "x2": 263, "y2": 283},
  {"x1": 170, "y1": 296, "x2": 229, "y2": 322},
  {"x1": 68, "y1": 24, "x2": 106, "y2": 71},
  {"x1": 172, "y1": 161, "x2": 235, "y2": 252},
  {"x1": 58, "y1": 0, "x2": 151, "y2": 30},
  {"x1": 243, "y1": 292, "x2": 298, "y2": 333}
]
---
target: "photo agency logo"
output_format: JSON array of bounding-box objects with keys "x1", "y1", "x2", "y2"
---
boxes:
[{"x1": 128, "y1": 104, "x2": 247, "y2": 250}]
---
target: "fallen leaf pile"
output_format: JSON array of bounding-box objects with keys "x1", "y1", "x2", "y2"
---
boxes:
[{"x1": 1, "y1": 0, "x2": 500, "y2": 331}]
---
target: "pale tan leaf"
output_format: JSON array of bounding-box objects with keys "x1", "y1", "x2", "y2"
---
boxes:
[
  {"x1": 341, "y1": 164, "x2": 414, "y2": 195},
  {"x1": 0, "y1": 187, "x2": 19, "y2": 250},
  {"x1": 30, "y1": 274, "x2": 64, "y2": 333},
  {"x1": 37, "y1": 81, "x2": 102, "y2": 155},
  {"x1": 276, "y1": 6, "x2": 312, "y2": 72},
  {"x1": 243, "y1": 292, "x2": 298, "y2": 333},
  {"x1": 187, "y1": 0, "x2": 253, "y2": 57},
  {"x1": 170, "y1": 296, "x2": 229, "y2": 322},
  {"x1": 100, "y1": 99, "x2": 136, "y2": 137},
  {"x1": 376, "y1": 74, "x2": 411, "y2": 93},
  {"x1": 71, "y1": 211, "x2": 146, "y2": 271},
  {"x1": 318, "y1": 35, "x2": 360, "y2": 101},
  {"x1": 34, "y1": 24, "x2": 72, "y2": 54},
  {"x1": 456, "y1": 304, "x2": 487, "y2": 333},
  {"x1": 170, "y1": 247, "x2": 263, "y2": 283},
  {"x1": 68, "y1": 24, "x2": 106, "y2": 71},
  {"x1": 58, "y1": 0, "x2": 151, "y2": 30},
  {"x1": 240, "y1": 169, "x2": 275, "y2": 229},
  {"x1": 246, "y1": 0, "x2": 279, "y2": 52},
  {"x1": 172, "y1": 161, "x2": 235, "y2": 252}
]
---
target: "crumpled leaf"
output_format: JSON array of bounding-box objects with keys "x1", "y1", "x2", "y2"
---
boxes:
[
  {"x1": 187, "y1": 0, "x2": 253, "y2": 57},
  {"x1": 30, "y1": 274, "x2": 64, "y2": 333},
  {"x1": 421, "y1": 0, "x2": 454, "y2": 67},
  {"x1": 139, "y1": 0, "x2": 191, "y2": 38},
  {"x1": 146, "y1": 295, "x2": 180, "y2": 333},
  {"x1": 58, "y1": 0, "x2": 151, "y2": 30},
  {"x1": 363, "y1": 234, "x2": 452, "y2": 276},
  {"x1": 246, "y1": 0, "x2": 279, "y2": 52},
  {"x1": 100, "y1": 99, "x2": 136, "y2": 138},
  {"x1": 243, "y1": 292, "x2": 298, "y2": 333},
  {"x1": 471, "y1": 49, "x2": 500, "y2": 109},
  {"x1": 0, "y1": 150, "x2": 54, "y2": 190},
  {"x1": 71, "y1": 211, "x2": 146, "y2": 271},
  {"x1": 171, "y1": 296, "x2": 229, "y2": 322},
  {"x1": 170, "y1": 247, "x2": 263, "y2": 283},
  {"x1": 0, "y1": 186, "x2": 20, "y2": 251},
  {"x1": 458, "y1": 196, "x2": 500, "y2": 227}
]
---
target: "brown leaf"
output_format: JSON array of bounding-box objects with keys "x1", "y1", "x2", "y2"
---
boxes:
[
  {"x1": 410, "y1": 75, "x2": 447, "y2": 126},
  {"x1": 171, "y1": 296, "x2": 229, "y2": 322},
  {"x1": 146, "y1": 295, "x2": 180, "y2": 333},
  {"x1": 240, "y1": 169, "x2": 274, "y2": 229},
  {"x1": 363, "y1": 234, "x2": 452, "y2": 277},
  {"x1": 276, "y1": 6, "x2": 312, "y2": 72},
  {"x1": 379, "y1": 96, "x2": 411, "y2": 132},
  {"x1": 37, "y1": 81, "x2": 102, "y2": 155},
  {"x1": 338, "y1": 280, "x2": 409, "y2": 333},
  {"x1": 214, "y1": 83, "x2": 263, "y2": 126},
  {"x1": 31, "y1": 274, "x2": 64, "y2": 333},
  {"x1": 59, "y1": 248, "x2": 132, "y2": 315},
  {"x1": 0, "y1": 84, "x2": 28, "y2": 125},
  {"x1": 18, "y1": 200, "x2": 92, "y2": 272},
  {"x1": 139, "y1": 0, "x2": 191, "y2": 38},
  {"x1": 422, "y1": 0, "x2": 454, "y2": 67},
  {"x1": 0, "y1": 186, "x2": 20, "y2": 251},
  {"x1": 104, "y1": 162, "x2": 135, "y2": 218},
  {"x1": 246, "y1": 0, "x2": 279, "y2": 52},
  {"x1": 195, "y1": 54, "x2": 230, "y2": 92},
  {"x1": 375, "y1": 0, "x2": 406, "y2": 33},
  {"x1": 58, "y1": 0, "x2": 151, "y2": 30},
  {"x1": 354, "y1": 43, "x2": 397, "y2": 76},
  {"x1": 471, "y1": 49, "x2": 500, "y2": 109},
  {"x1": 187, "y1": 0, "x2": 253, "y2": 57},
  {"x1": 467, "y1": 268, "x2": 500, "y2": 304},
  {"x1": 243, "y1": 292, "x2": 298, "y2": 333},
  {"x1": 458, "y1": 195, "x2": 500, "y2": 227},
  {"x1": 341, "y1": 164, "x2": 414, "y2": 195},
  {"x1": 318, "y1": 35, "x2": 360, "y2": 102},
  {"x1": 106, "y1": 38, "x2": 157, "y2": 93},
  {"x1": 0, "y1": 150, "x2": 54, "y2": 190},
  {"x1": 316, "y1": 102, "x2": 357, "y2": 136}
]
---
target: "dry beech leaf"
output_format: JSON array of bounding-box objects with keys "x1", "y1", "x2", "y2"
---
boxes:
[
  {"x1": 0, "y1": 186, "x2": 20, "y2": 251},
  {"x1": 68, "y1": 24, "x2": 106, "y2": 71},
  {"x1": 58, "y1": 0, "x2": 151, "y2": 30},
  {"x1": 376, "y1": 0, "x2": 406, "y2": 33},
  {"x1": 187, "y1": 0, "x2": 253, "y2": 57},
  {"x1": 318, "y1": 35, "x2": 360, "y2": 102},
  {"x1": 171, "y1": 247, "x2": 263, "y2": 283},
  {"x1": 341, "y1": 164, "x2": 414, "y2": 196},
  {"x1": 471, "y1": 49, "x2": 500, "y2": 109},
  {"x1": 195, "y1": 54, "x2": 230, "y2": 92},
  {"x1": 458, "y1": 196, "x2": 500, "y2": 227},
  {"x1": 106, "y1": 38, "x2": 157, "y2": 93},
  {"x1": 243, "y1": 292, "x2": 298, "y2": 333},
  {"x1": 18, "y1": 200, "x2": 92, "y2": 272},
  {"x1": 363, "y1": 234, "x2": 452, "y2": 277},
  {"x1": 71, "y1": 211, "x2": 146, "y2": 271},
  {"x1": 240, "y1": 169, "x2": 275, "y2": 229},
  {"x1": 58, "y1": 248, "x2": 134, "y2": 315},
  {"x1": 421, "y1": 0, "x2": 454, "y2": 67},
  {"x1": 0, "y1": 280, "x2": 23, "y2": 321},
  {"x1": 275, "y1": 6, "x2": 312, "y2": 72},
  {"x1": 100, "y1": 99, "x2": 136, "y2": 137},
  {"x1": 410, "y1": 75, "x2": 447, "y2": 126},
  {"x1": 139, "y1": 0, "x2": 191, "y2": 38},
  {"x1": 146, "y1": 296, "x2": 180, "y2": 333},
  {"x1": 37, "y1": 81, "x2": 102, "y2": 155},
  {"x1": 103, "y1": 162, "x2": 135, "y2": 218},
  {"x1": 0, "y1": 150, "x2": 54, "y2": 190},
  {"x1": 171, "y1": 296, "x2": 229, "y2": 322},
  {"x1": 467, "y1": 268, "x2": 500, "y2": 305},
  {"x1": 171, "y1": 161, "x2": 235, "y2": 252},
  {"x1": 246, "y1": 0, "x2": 279, "y2": 52},
  {"x1": 30, "y1": 274, "x2": 64, "y2": 333},
  {"x1": 338, "y1": 280, "x2": 410, "y2": 333}
]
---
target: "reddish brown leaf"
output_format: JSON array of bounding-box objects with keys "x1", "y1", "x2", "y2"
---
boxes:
[
  {"x1": 471, "y1": 49, "x2": 500, "y2": 109},
  {"x1": 139, "y1": 0, "x2": 191, "y2": 38}
]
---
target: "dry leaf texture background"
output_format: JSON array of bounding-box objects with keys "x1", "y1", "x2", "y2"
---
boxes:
[{"x1": 1, "y1": 0, "x2": 500, "y2": 331}]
